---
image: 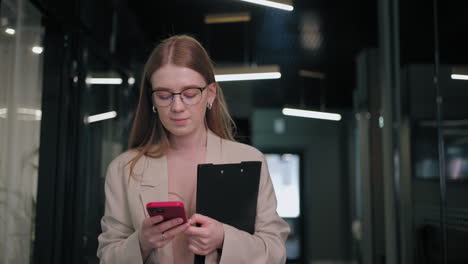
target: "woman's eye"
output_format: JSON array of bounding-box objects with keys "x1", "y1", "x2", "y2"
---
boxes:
[
  {"x1": 156, "y1": 92, "x2": 171, "y2": 99},
  {"x1": 183, "y1": 90, "x2": 198, "y2": 98}
]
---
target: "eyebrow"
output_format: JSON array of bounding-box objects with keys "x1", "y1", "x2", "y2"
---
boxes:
[{"x1": 152, "y1": 84, "x2": 205, "y2": 91}]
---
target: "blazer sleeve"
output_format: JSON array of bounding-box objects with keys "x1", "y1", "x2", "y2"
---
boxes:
[
  {"x1": 97, "y1": 158, "x2": 157, "y2": 264},
  {"x1": 219, "y1": 155, "x2": 290, "y2": 264}
]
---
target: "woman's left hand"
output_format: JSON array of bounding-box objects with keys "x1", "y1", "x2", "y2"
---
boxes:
[{"x1": 184, "y1": 214, "x2": 224, "y2": 256}]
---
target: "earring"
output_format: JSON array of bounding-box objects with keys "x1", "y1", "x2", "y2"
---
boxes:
[
  {"x1": 207, "y1": 102, "x2": 212, "y2": 110},
  {"x1": 152, "y1": 106, "x2": 157, "y2": 113}
]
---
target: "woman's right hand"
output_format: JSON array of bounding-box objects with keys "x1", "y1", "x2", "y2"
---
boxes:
[{"x1": 139, "y1": 216, "x2": 189, "y2": 258}]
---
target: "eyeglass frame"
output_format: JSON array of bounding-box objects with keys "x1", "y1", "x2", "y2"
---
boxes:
[{"x1": 151, "y1": 86, "x2": 209, "y2": 107}]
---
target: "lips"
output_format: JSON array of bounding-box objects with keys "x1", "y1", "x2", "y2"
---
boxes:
[{"x1": 171, "y1": 118, "x2": 189, "y2": 125}]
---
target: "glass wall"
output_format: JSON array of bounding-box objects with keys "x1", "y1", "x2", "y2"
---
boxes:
[
  {"x1": 353, "y1": 0, "x2": 468, "y2": 263},
  {"x1": 0, "y1": 0, "x2": 44, "y2": 262},
  {"x1": 405, "y1": 1, "x2": 468, "y2": 263},
  {"x1": 77, "y1": 44, "x2": 136, "y2": 263}
]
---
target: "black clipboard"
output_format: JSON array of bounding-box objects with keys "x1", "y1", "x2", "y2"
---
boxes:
[{"x1": 194, "y1": 161, "x2": 262, "y2": 264}]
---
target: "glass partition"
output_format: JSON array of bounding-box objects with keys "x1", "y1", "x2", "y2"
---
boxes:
[
  {"x1": 76, "y1": 43, "x2": 136, "y2": 263},
  {"x1": 0, "y1": 0, "x2": 44, "y2": 262},
  {"x1": 439, "y1": 1, "x2": 468, "y2": 261}
]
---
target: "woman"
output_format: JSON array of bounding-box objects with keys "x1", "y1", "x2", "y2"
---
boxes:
[{"x1": 97, "y1": 35, "x2": 290, "y2": 264}]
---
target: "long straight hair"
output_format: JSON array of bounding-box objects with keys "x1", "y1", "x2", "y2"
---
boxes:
[{"x1": 127, "y1": 35, "x2": 235, "y2": 178}]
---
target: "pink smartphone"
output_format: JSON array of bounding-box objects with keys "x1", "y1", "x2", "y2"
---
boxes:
[{"x1": 146, "y1": 201, "x2": 188, "y2": 224}]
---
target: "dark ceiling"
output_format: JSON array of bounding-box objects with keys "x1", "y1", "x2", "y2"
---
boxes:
[
  {"x1": 120, "y1": 0, "x2": 378, "y2": 113},
  {"x1": 76, "y1": 0, "x2": 467, "y2": 117}
]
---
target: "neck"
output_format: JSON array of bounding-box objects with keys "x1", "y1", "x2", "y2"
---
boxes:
[{"x1": 169, "y1": 126, "x2": 208, "y2": 152}]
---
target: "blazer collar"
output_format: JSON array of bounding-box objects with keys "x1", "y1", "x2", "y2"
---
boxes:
[{"x1": 139, "y1": 155, "x2": 167, "y2": 188}]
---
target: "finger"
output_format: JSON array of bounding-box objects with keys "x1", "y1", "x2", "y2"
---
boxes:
[
  {"x1": 143, "y1": 215, "x2": 163, "y2": 228},
  {"x1": 163, "y1": 222, "x2": 190, "y2": 238},
  {"x1": 144, "y1": 215, "x2": 164, "y2": 226},
  {"x1": 187, "y1": 235, "x2": 205, "y2": 249},
  {"x1": 189, "y1": 214, "x2": 212, "y2": 226},
  {"x1": 185, "y1": 225, "x2": 208, "y2": 237},
  {"x1": 155, "y1": 217, "x2": 185, "y2": 233},
  {"x1": 149, "y1": 215, "x2": 164, "y2": 225}
]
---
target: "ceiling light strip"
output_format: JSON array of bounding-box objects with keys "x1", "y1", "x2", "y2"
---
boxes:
[
  {"x1": 17, "y1": 108, "x2": 42, "y2": 118},
  {"x1": 282, "y1": 107, "x2": 342, "y2": 121},
  {"x1": 240, "y1": 0, "x2": 293, "y2": 11},
  {"x1": 299, "y1": 70, "x2": 326, "y2": 79},
  {"x1": 0, "y1": 108, "x2": 7, "y2": 118},
  {"x1": 5, "y1": 28, "x2": 15, "y2": 35},
  {"x1": 32, "y1": 46, "x2": 43, "y2": 54},
  {"x1": 451, "y1": 74, "x2": 468, "y2": 81},
  {"x1": 86, "y1": 78, "x2": 123, "y2": 85},
  {"x1": 215, "y1": 72, "x2": 281, "y2": 82},
  {"x1": 86, "y1": 111, "x2": 117, "y2": 123},
  {"x1": 205, "y1": 12, "x2": 251, "y2": 24}
]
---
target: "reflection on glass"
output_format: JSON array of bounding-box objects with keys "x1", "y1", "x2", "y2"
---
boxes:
[
  {"x1": 446, "y1": 139, "x2": 468, "y2": 180},
  {"x1": 77, "y1": 48, "x2": 136, "y2": 262},
  {"x1": 414, "y1": 126, "x2": 468, "y2": 180}
]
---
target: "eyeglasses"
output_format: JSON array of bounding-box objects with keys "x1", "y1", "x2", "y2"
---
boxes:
[{"x1": 151, "y1": 86, "x2": 207, "y2": 107}]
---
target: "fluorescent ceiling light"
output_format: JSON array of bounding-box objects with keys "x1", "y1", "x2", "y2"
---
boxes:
[
  {"x1": 32, "y1": 46, "x2": 43, "y2": 54},
  {"x1": 299, "y1": 70, "x2": 326, "y2": 79},
  {"x1": 5, "y1": 28, "x2": 15, "y2": 35},
  {"x1": 128, "y1": 77, "x2": 136, "y2": 85},
  {"x1": 0, "y1": 108, "x2": 42, "y2": 120},
  {"x1": 86, "y1": 78, "x2": 123, "y2": 85},
  {"x1": 451, "y1": 67, "x2": 468, "y2": 81},
  {"x1": 240, "y1": 0, "x2": 293, "y2": 11},
  {"x1": 215, "y1": 65, "x2": 281, "y2": 82},
  {"x1": 18, "y1": 108, "x2": 42, "y2": 117},
  {"x1": 282, "y1": 107, "x2": 342, "y2": 121},
  {"x1": 216, "y1": 72, "x2": 281, "y2": 82},
  {"x1": 205, "y1": 12, "x2": 251, "y2": 24},
  {"x1": 451, "y1": 74, "x2": 468, "y2": 80},
  {"x1": 17, "y1": 108, "x2": 42, "y2": 121},
  {"x1": 0, "y1": 108, "x2": 7, "y2": 118},
  {"x1": 85, "y1": 111, "x2": 117, "y2": 123}
]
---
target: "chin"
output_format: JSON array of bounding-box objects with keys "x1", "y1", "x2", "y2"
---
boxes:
[{"x1": 166, "y1": 125, "x2": 195, "y2": 137}]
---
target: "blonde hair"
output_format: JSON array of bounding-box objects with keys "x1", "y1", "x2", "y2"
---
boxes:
[{"x1": 127, "y1": 35, "x2": 235, "y2": 178}]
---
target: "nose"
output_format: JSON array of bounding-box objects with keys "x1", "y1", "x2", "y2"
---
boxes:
[{"x1": 170, "y1": 94, "x2": 186, "y2": 112}]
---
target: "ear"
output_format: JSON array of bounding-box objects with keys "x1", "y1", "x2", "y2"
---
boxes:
[{"x1": 207, "y1": 82, "x2": 217, "y2": 104}]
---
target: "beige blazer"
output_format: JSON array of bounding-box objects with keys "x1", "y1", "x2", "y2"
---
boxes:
[{"x1": 97, "y1": 130, "x2": 290, "y2": 264}]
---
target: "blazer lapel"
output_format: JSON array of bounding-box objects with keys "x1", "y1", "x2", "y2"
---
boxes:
[
  {"x1": 139, "y1": 155, "x2": 168, "y2": 211},
  {"x1": 138, "y1": 154, "x2": 173, "y2": 263}
]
